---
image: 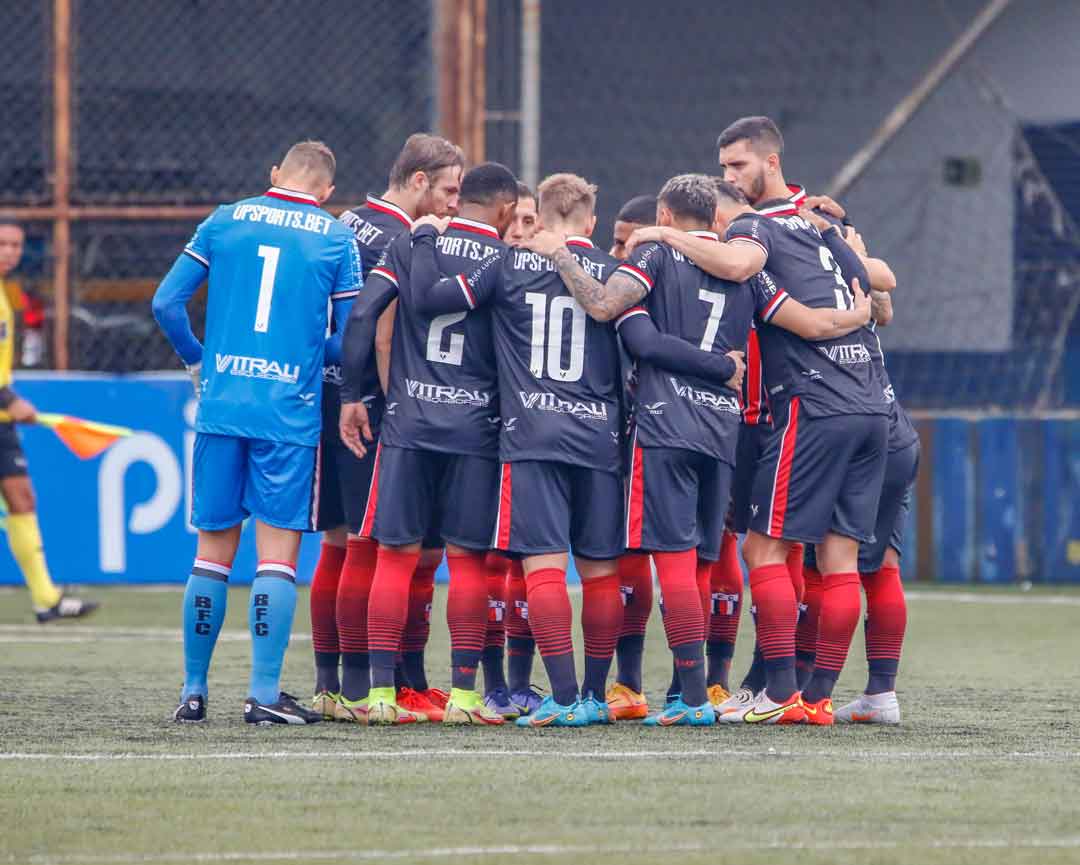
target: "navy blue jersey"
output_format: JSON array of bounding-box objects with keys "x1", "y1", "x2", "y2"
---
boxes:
[
  {"x1": 326, "y1": 195, "x2": 413, "y2": 431},
  {"x1": 726, "y1": 206, "x2": 886, "y2": 418},
  {"x1": 365, "y1": 216, "x2": 505, "y2": 457},
  {"x1": 613, "y1": 233, "x2": 769, "y2": 464},
  {"x1": 867, "y1": 320, "x2": 919, "y2": 452},
  {"x1": 184, "y1": 186, "x2": 362, "y2": 446},
  {"x1": 410, "y1": 233, "x2": 624, "y2": 474}
]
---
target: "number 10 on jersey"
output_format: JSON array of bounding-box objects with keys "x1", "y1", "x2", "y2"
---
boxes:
[{"x1": 525, "y1": 292, "x2": 586, "y2": 382}]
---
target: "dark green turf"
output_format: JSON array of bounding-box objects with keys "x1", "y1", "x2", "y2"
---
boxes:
[{"x1": 1, "y1": 585, "x2": 1078, "y2": 865}]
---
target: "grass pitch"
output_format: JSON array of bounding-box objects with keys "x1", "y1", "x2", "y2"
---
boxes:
[{"x1": 1, "y1": 584, "x2": 1079, "y2": 865}]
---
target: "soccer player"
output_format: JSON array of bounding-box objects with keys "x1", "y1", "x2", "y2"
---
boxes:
[
  {"x1": 339, "y1": 162, "x2": 519, "y2": 725},
  {"x1": 154, "y1": 140, "x2": 359, "y2": 725},
  {"x1": 609, "y1": 195, "x2": 657, "y2": 261},
  {"x1": 0, "y1": 218, "x2": 98, "y2": 622},
  {"x1": 310, "y1": 134, "x2": 463, "y2": 724},
  {"x1": 392, "y1": 173, "x2": 631, "y2": 727},
  {"x1": 503, "y1": 182, "x2": 537, "y2": 246}
]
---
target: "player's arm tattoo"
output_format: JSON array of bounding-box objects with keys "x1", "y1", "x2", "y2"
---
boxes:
[
  {"x1": 551, "y1": 247, "x2": 646, "y2": 321},
  {"x1": 870, "y1": 289, "x2": 893, "y2": 326}
]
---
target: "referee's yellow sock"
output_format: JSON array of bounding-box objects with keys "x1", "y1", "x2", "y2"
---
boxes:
[{"x1": 7, "y1": 512, "x2": 61, "y2": 609}]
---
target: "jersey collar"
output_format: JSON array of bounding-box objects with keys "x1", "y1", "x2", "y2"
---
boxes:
[
  {"x1": 755, "y1": 183, "x2": 806, "y2": 218},
  {"x1": 687, "y1": 230, "x2": 720, "y2": 242},
  {"x1": 265, "y1": 186, "x2": 319, "y2": 206},
  {"x1": 566, "y1": 236, "x2": 594, "y2": 248},
  {"x1": 366, "y1": 194, "x2": 413, "y2": 229},
  {"x1": 449, "y1": 216, "x2": 501, "y2": 239},
  {"x1": 787, "y1": 183, "x2": 807, "y2": 206}
]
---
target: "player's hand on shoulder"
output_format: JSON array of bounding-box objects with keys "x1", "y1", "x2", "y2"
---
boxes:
[
  {"x1": 339, "y1": 400, "x2": 373, "y2": 459},
  {"x1": 7, "y1": 397, "x2": 37, "y2": 424},
  {"x1": 412, "y1": 215, "x2": 451, "y2": 235},
  {"x1": 624, "y1": 226, "x2": 663, "y2": 256},
  {"x1": 851, "y1": 278, "x2": 871, "y2": 324},
  {"x1": 803, "y1": 194, "x2": 846, "y2": 220},
  {"x1": 521, "y1": 228, "x2": 567, "y2": 259},
  {"x1": 843, "y1": 226, "x2": 868, "y2": 256},
  {"x1": 797, "y1": 206, "x2": 833, "y2": 234},
  {"x1": 725, "y1": 350, "x2": 745, "y2": 392}
]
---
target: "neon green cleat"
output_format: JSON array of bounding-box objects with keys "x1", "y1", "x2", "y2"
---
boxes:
[
  {"x1": 442, "y1": 688, "x2": 506, "y2": 726},
  {"x1": 365, "y1": 687, "x2": 425, "y2": 725}
]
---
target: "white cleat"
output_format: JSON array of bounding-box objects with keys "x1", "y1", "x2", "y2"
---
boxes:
[
  {"x1": 834, "y1": 691, "x2": 901, "y2": 725},
  {"x1": 716, "y1": 689, "x2": 805, "y2": 725},
  {"x1": 715, "y1": 686, "x2": 756, "y2": 718}
]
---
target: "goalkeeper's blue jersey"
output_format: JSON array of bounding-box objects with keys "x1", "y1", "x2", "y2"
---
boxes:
[{"x1": 184, "y1": 186, "x2": 363, "y2": 446}]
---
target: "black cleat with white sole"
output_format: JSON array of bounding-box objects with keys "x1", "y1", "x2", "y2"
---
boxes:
[
  {"x1": 173, "y1": 694, "x2": 206, "y2": 723},
  {"x1": 35, "y1": 595, "x2": 100, "y2": 623},
  {"x1": 244, "y1": 692, "x2": 322, "y2": 726}
]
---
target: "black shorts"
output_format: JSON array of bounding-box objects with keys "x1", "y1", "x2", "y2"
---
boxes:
[
  {"x1": 0, "y1": 423, "x2": 28, "y2": 479},
  {"x1": 729, "y1": 422, "x2": 771, "y2": 535},
  {"x1": 493, "y1": 460, "x2": 624, "y2": 560},
  {"x1": 748, "y1": 397, "x2": 889, "y2": 545},
  {"x1": 368, "y1": 444, "x2": 498, "y2": 551},
  {"x1": 315, "y1": 440, "x2": 378, "y2": 534},
  {"x1": 625, "y1": 438, "x2": 733, "y2": 561}
]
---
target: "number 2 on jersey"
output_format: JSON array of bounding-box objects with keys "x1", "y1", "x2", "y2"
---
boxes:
[
  {"x1": 525, "y1": 292, "x2": 586, "y2": 382},
  {"x1": 254, "y1": 244, "x2": 280, "y2": 333}
]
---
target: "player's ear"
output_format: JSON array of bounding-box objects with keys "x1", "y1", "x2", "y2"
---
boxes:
[
  {"x1": 586, "y1": 213, "x2": 597, "y2": 237},
  {"x1": 270, "y1": 165, "x2": 281, "y2": 187},
  {"x1": 318, "y1": 183, "x2": 335, "y2": 206},
  {"x1": 412, "y1": 170, "x2": 429, "y2": 193}
]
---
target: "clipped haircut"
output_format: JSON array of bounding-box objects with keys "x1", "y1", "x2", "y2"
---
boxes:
[
  {"x1": 537, "y1": 172, "x2": 597, "y2": 222},
  {"x1": 616, "y1": 195, "x2": 658, "y2": 226},
  {"x1": 280, "y1": 140, "x2": 336, "y2": 183},
  {"x1": 516, "y1": 181, "x2": 536, "y2": 202},
  {"x1": 711, "y1": 177, "x2": 749, "y2": 205},
  {"x1": 716, "y1": 116, "x2": 784, "y2": 158},
  {"x1": 460, "y1": 162, "x2": 520, "y2": 206},
  {"x1": 658, "y1": 174, "x2": 718, "y2": 226},
  {"x1": 389, "y1": 133, "x2": 466, "y2": 189}
]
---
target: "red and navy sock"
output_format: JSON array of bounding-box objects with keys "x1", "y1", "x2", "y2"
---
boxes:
[
  {"x1": 482, "y1": 553, "x2": 510, "y2": 693},
  {"x1": 366, "y1": 546, "x2": 419, "y2": 691},
  {"x1": 614, "y1": 553, "x2": 652, "y2": 693},
  {"x1": 446, "y1": 551, "x2": 488, "y2": 691},
  {"x1": 654, "y1": 550, "x2": 707, "y2": 707},
  {"x1": 786, "y1": 542, "x2": 806, "y2": 605},
  {"x1": 802, "y1": 571, "x2": 861, "y2": 704},
  {"x1": 861, "y1": 564, "x2": 906, "y2": 694},
  {"x1": 310, "y1": 542, "x2": 346, "y2": 694},
  {"x1": 748, "y1": 562, "x2": 798, "y2": 702},
  {"x1": 525, "y1": 567, "x2": 577, "y2": 706},
  {"x1": 505, "y1": 561, "x2": 535, "y2": 692},
  {"x1": 707, "y1": 533, "x2": 742, "y2": 689},
  {"x1": 580, "y1": 572, "x2": 621, "y2": 700},
  {"x1": 796, "y1": 565, "x2": 824, "y2": 690},
  {"x1": 401, "y1": 560, "x2": 436, "y2": 692},
  {"x1": 336, "y1": 537, "x2": 378, "y2": 701}
]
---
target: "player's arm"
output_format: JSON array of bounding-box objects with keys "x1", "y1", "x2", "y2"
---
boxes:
[
  {"x1": 819, "y1": 223, "x2": 871, "y2": 296},
  {"x1": 624, "y1": 225, "x2": 767, "y2": 282},
  {"x1": 765, "y1": 279, "x2": 871, "y2": 340},
  {"x1": 152, "y1": 253, "x2": 207, "y2": 367},
  {"x1": 519, "y1": 229, "x2": 646, "y2": 321},
  {"x1": 324, "y1": 233, "x2": 364, "y2": 366},
  {"x1": 844, "y1": 227, "x2": 896, "y2": 293},
  {"x1": 801, "y1": 204, "x2": 896, "y2": 293},
  {"x1": 375, "y1": 301, "x2": 397, "y2": 394},
  {"x1": 410, "y1": 219, "x2": 503, "y2": 316},
  {"x1": 871, "y1": 289, "x2": 893, "y2": 326},
  {"x1": 615, "y1": 307, "x2": 744, "y2": 390}
]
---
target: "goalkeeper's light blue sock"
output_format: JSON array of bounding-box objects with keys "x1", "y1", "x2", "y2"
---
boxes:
[
  {"x1": 181, "y1": 559, "x2": 231, "y2": 699},
  {"x1": 248, "y1": 563, "x2": 297, "y2": 705}
]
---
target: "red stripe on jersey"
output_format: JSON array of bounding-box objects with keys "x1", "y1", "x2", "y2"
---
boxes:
[
  {"x1": 495, "y1": 463, "x2": 513, "y2": 550},
  {"x1": 456, "y1": 273, "x2": 477, "y2": 308},
  {"x1": 626, "y1": 431, "x2": 645, "y2": 549},
  {"x1": 370, "y1": 266, "x2": 398, "y2": 287},
  {"x1": 761, "y1": 290, "x2": 788, "y2": 322},
  {"x1": 359, "y1": 443, "x2": 382, "y2": 538},
  {"x1": 617, "y1": 263, "x2": 653, "y2": 289},
  {"x1": 566, "y1": 236, "x2": 594, "y2": 248},
  {"x1": 614, "y1": 306, "x2": 648, "y2": 329},
  {"x1": 365, "y1": 197, "x2": 412, "y2": 228},
  {"x1": 743, "y1": 328, "x2": 763, "y2": 425},
  {"x1": 449, "y1": 217, "x2": 501, "y2": 239},
  {"x1": 768, "y1": 397, "x2": 800, "y2": 537},
  {"x1": 787, "y1": 184, "x2": 807, "y2": 206},
  {"x1": 265, "y1": 187, "x2": 318, "y2": 206}
]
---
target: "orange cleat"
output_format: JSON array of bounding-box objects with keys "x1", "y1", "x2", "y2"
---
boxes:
[
  {"x1": 398, "y1": 687, "x2": 444, "y2": 723},
  {"x1": 422, "y1": 687, "x2": 450, "y2": 710},
  {"x1": 605, "y1": 682, "x2": 649, "y2": 721},
  {"x1": 801, "y1": 696, "x2": 834, "y2": 726}
]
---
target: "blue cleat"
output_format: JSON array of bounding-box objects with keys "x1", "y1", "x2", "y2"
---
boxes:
[
  {"x1": 643, "y1": 698, "x2": 716, "y2": 727},
  {"x1": 509, "y1": 685, "x2": 545, "y2": 716},
  {"x1": 580, "y1": 692, "x2": 613, "y2": 725},
  {"x1": 483, "y1": 686, "x2": 520, "y2": 720},
  {"x1": 515, "y1": 695, "x2": 588, "y2": 728}
]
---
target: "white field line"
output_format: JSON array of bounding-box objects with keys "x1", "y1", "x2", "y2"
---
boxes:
[
  {"x1": 1, "y1": 748, "x2": 1076, "y2": 762},
  {"x1": 15, "y1": 837, "x2": 1080, "y2": 864}
]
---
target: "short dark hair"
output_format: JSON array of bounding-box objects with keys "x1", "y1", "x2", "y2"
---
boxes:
[
  {"x1": 716, "y1": 116, "x2": 784, "y2": 157},
  {"x1": 711, "y1": 177, "x2": 748, "y2": 205},
  {"x1": 389, "y1": 133, "x2": 466, "y2": 189},
  {"x1": 616, "y1": 195, "x2": 657, "y2": 225},
  {"x1": 516, "y1": 181, "x2": 535, "y2": 202},
  {"x1": 0, "y1": 217, "x2": 23, "y2": 231},
  {"x1": 658, "y1": 174, "x2": 717, "y2": 226},
  {"x1": 460, "y1": 162, "x2": 519, "y2": 206}
]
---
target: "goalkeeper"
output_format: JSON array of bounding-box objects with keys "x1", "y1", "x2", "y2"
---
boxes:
[{"x1": 0, "y1": 218, "x2": 98, "y2": 622}]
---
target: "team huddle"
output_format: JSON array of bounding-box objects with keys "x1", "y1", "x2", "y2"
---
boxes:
[{"x1": 154, "y1": 115, "x2": 917, "y2": 728}]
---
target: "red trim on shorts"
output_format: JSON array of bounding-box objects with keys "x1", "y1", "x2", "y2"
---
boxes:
[
  {"x1": 495, "y1": 463, "x2": 513, "y2": 550},
  {"x1": 743, "y1": 328, "x2": 763, "y2": 425},
  {"x1": 359, "y1": 443, "x2": 381, "y2": 538},
  {"x1": 626, "y1": 430, "x2": 645, "y2": 548},
  {"x1": 769, "y1": 397, "x2": 800, "y2": 537}
]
